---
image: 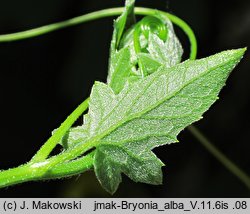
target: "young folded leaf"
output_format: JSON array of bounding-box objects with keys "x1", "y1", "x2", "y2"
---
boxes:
[
  {"x1": 107, "y1": 0, "x2": 136, "y2": 94},
  {"x1": 107, "y1": 0, "x2": 183, "y2": 94}
]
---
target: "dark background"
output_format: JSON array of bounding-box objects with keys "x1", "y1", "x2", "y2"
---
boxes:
[{"x1": 0, "y1": 0, "x2": 249, "y2": 197}]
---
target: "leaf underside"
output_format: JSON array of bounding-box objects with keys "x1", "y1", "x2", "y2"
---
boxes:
[
  {"x1": 57, "y1": 0, "x2": 245, "y2": 194},
  {"x1": 88, "y1": 48, "x2": 245, "y2": 194}
]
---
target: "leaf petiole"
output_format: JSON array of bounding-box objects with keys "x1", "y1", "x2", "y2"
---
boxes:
[{"x1": 31, "y1": 98, "x2": 89, "y2": 163}]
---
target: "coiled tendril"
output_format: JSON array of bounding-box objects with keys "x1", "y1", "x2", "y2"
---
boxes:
[{"x1": 133, "y1": 15, "x2": 168, "y2": 53}]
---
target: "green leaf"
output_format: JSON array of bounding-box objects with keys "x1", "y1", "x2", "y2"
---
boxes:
[
  {"x1": 146, "y1": 12, "x2": 183, "y2": 67},
  {"x1": 107, "y1": 0, "x2": 135, "y2": 90},
  {"x1": 95, "y1": 143, "x2": 164, "y2": 194},
  {"x1": 138, "y1": 53, "x2": 162, "y2": 75},
  {"x1": 147, "y1": 33, "x2": 182, "y2": 67},
  {"x1": 108, "y1": 47, "x2": 135, "y2": 94},
  {"x1": 55, "y1": 127, "x2": 87, "y2": 149},
  {"x1": 114, "y1": 0, "x2": 135, "y2": 48},
  {"x1": 85, "y1": 48, "x2": 245, "y2": 194}
]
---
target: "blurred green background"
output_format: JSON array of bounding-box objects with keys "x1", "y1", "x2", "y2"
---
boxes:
[{"x1": 0, "y1": 0, "x2": 249, "y2": 197}]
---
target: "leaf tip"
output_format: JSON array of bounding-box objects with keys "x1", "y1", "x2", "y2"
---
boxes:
[
  {"x1": 234, "y1": 47, "x2": 247, "y2": 59},
  {"x1": 239, "y1": 47, "x2": 247, "y2": 55},
  {"x1": 242, "y1": 47, "x2": 247, "y2": 51}
]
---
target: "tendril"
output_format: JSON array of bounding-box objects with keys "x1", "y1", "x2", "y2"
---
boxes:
[{"x1": 133, "y1": 16, "x2": 168, "y2": 53}]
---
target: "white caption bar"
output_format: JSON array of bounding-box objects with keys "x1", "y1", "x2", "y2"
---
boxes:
[{"x1": 0, "y1": 198, "x2": 249, "y2": 214}]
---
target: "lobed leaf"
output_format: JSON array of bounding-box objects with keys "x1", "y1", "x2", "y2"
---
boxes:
[
  {"x1": 55, "y1": 1, "x2": 245, "y2": 194},
  {"x1": 87, "y1": 48, "x2": 245, "y2": 193}
]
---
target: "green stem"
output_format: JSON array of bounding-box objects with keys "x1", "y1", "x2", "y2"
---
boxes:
[
  {"x1": 31, "y1": 98, "x2": 89, "y2": 162},
  {"x1": 43, "y1": 151, "x2": 94, "y2": 180},
  {"x1": 188, "y1": 126, "x2": 250, "y2": 189},
  {"x1": 0, "y1": 152, "x2": 94, "y2": 188},
  {"x1": 41, "y1": 140, "x2": 99, "y2": 170},
  {"x1": 0, "y1": 7, "x2": 197, "y2": 60},
  {"x1": 0, "y1": 164, "x2": 34, "y2": 188}
]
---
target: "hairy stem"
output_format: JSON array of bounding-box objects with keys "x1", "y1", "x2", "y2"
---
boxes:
[
  {"x1": 0, "y1": 152, "x2": 94, "y2": 188},
  {"x1": 31, "y1": 98, "x2": 89, "y2": 163},
  {"x1": 43, "y1": 151, "x2": 94, "y2": 180}
]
